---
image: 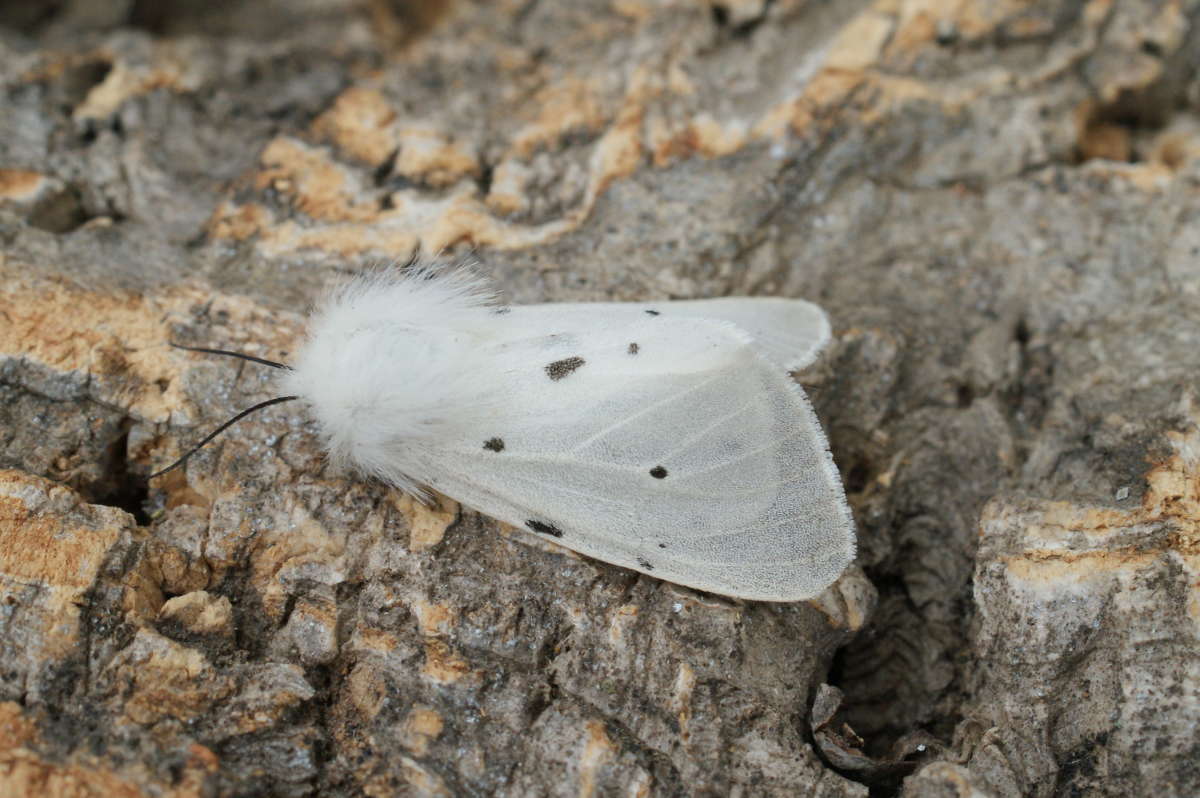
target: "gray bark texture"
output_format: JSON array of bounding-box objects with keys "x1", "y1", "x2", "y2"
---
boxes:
[{"x1": 1, "y1": 0, "x2": 1198, "y2": 795}]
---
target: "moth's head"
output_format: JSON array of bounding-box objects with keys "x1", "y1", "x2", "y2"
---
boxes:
[
  {"x1": 148, "y1": 333, "x2": 393, "y2": 480},
  {"x1": 280, "y1": 314, "x2": 463, "y2": 481},
  {"x1": 279, "y1": 323, "x2": 389, "y2": 471},
  {"x1": 151, "y1": 266, "x2": 486, "y2": 483}
]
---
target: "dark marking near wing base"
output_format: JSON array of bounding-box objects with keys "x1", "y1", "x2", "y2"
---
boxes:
[
  {"x1": 483, "y1": 437, "x2": 505, "y2": 452},
  {"x1": 644, "y1": 309, "x2": 660, "y2": 316},
  {"x1": 545, "y1": 356, "x2": 585, "y2": 380},
  {"x1": 627, "y1": 342, "x2": 639, "y2": 355},
  {"x1": 649, "y1": 465, "x2": 668, "y2": 479},
  {"x1": 492, "y1": 306, "x2": 512, "y2": 315},
  {"x1": 637, "y1": 557, "x2": 655, "y2": 571},
  {"x1": 526, "y1": 519, "x2": 564, "y2": 538},
  {"x1": 658, "y1": 543, "x2": 667, "y2": 549}
]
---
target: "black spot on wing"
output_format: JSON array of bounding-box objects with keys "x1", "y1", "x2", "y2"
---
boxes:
[
  {"x1": 492, "y1": 306, "x2": 512, "y2": 315},
  {"x1": 644, "y1": 309, "x2": 660, "y2": 316},
  {"x1": 525, "y1": 519, "x2": 563, "y2": 538},
  {"x1": 627, "y1": 342, "x2": 639, "y2": 355},
  {"x1": 545, "y1": 356, "x2": 585, "y2": 380},
  {"x1": 658, "y1": 542, "x2": 667, "y2": 549},
  {"x1": 649, "y1": 466, "x2": 668, "y2": 479},
  {"x1": 483, "y1": 437, "x2": 505, "y2": 452},
  {"x1": 637, "y1": 557, "x2": 654, "y2": 571}
]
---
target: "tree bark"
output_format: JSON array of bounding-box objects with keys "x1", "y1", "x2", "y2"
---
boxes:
[{"x1": 1, "y1": 0, "x2": 1198, "y2": 795}]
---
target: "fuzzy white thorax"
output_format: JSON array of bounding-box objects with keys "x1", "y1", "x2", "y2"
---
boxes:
[{"x1": 280, "y1": 267, "x2": 496, "y2": 495}]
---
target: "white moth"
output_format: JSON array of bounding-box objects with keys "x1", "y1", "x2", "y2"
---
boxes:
[{"x1": 162, "y1": 266, "x2": 856, "y2": 602}]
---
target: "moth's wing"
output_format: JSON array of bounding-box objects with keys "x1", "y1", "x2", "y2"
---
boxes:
[
  {"x1": 662, "y1": 298, "x2": 831, "y2": 371},
  {"x1": 419, "y1": 313, "x2": 855, "y2": 601},
  {"x1": 517, "y1": 297, "x2": 831, "y2": 371}
]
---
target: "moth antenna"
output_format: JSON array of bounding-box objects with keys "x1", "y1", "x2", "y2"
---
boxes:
[
  {"x1": 402, "y1": 245, "x2": 422, "y2": 269},
  {"x1": 149, "y1": 395, "x2": 299, "y2": 479},
  {"x1": 169, "y1": 342, "x2": 292, "y2": 371}
]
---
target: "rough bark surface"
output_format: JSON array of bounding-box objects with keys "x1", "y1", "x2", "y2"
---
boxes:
[{"x1": 1, "y1": 0, "x2": 1198, "y2": 796}]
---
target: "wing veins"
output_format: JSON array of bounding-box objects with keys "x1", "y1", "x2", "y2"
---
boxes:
[
  {"x1": 631, "y1": 472, "x2": 814, "y2": 501},
  {"x1": 437, "y1": 442, "x2": 797, "y2": 490},
  {"x1": 677, "y1": 428, "x2": 804, "y2": 479},
  {"x1": 680, "y1": 502, "x2": 850, "y2": 544},
  {"x1": 442, "y1": 448, "x2": 815, "y2": 505},
  {"x1": 436, "y1": 450, "x2": 660, "y2": 473},
  {"x1": 498, "y1": 468, "x2": 637, "y2": 512},
  {"x1": 658, "y1": 398, "x2": 757, "y2": 461},
  {"x1": 568, "y1": 370, "x2": 726, "y2": 454}
]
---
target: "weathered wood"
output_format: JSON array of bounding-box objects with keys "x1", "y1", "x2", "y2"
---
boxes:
[{"x1": 1, "y1": 0, "x2": 1198, "y2": 795}]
